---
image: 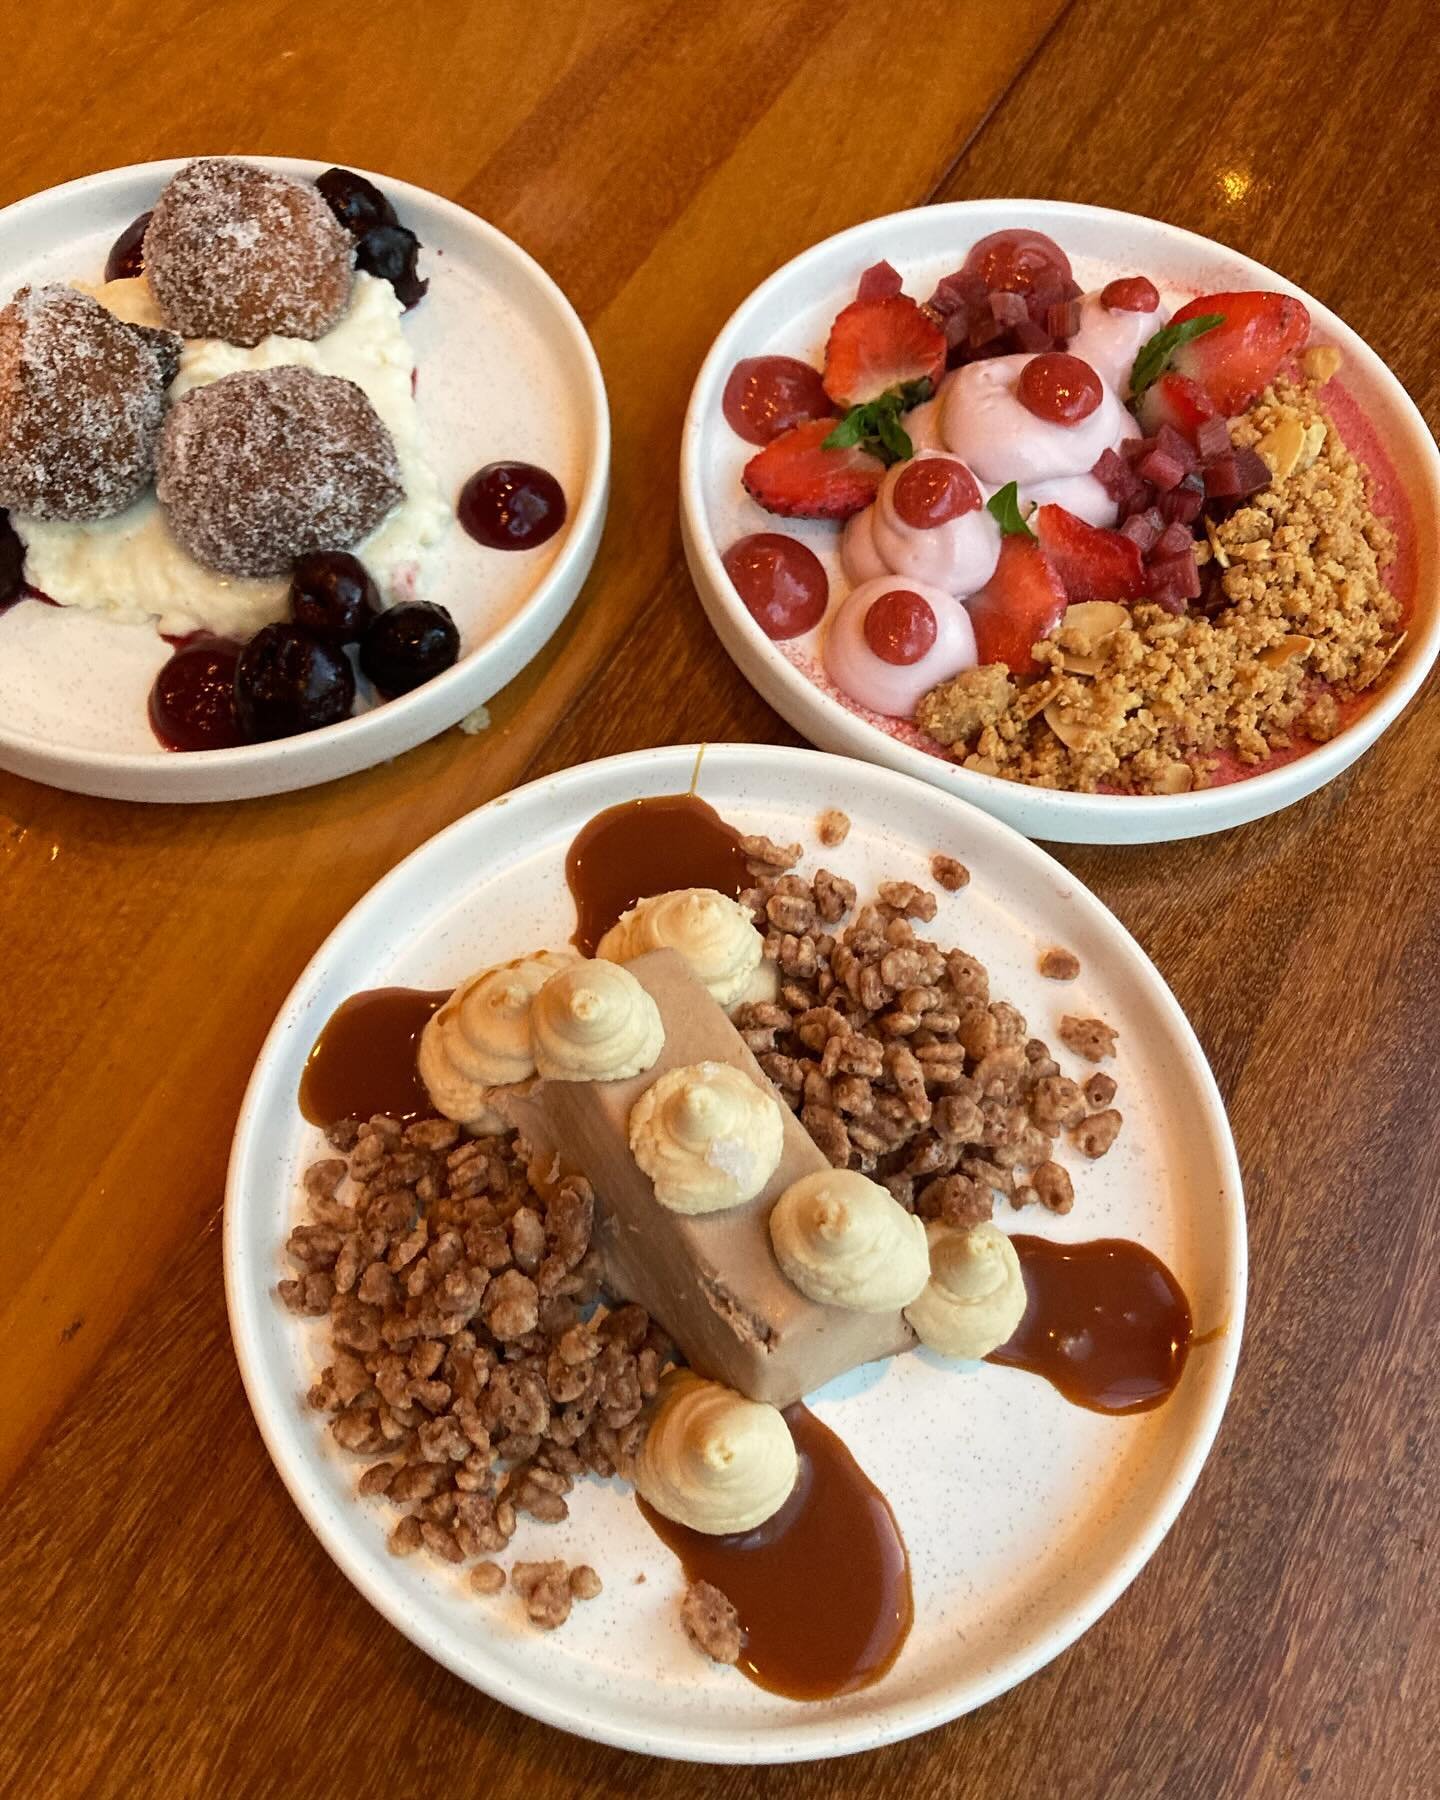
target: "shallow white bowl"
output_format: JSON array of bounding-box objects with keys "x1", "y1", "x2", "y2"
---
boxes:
[
  {"x1": 680, "y1": 200, "x2": 1440, "y2": 844},
  {"x1": 0, "y1": 156, "x2": 609, "y2": 803},
  {"x1": 225, "y1": 742, "x2": 1245, "y2": 1762}
]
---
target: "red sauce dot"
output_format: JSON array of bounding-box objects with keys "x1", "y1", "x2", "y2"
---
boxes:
[
  {"x1": 1017, "y1": 352, "x2": 1103, "y2": 425},
  {"x1": 1100, "y1": 276, "x2": 1160, "y2": 314},
  {"x1": 863, "y1": 589, "x2": 937, "y2": 665},
  {"x1": 960, "y1": 228, "x2": 1072, "y2": 294},
  {"x1": 892, "y1": 457, "x2": 982, "y2": 529},
  {"x1": 722, "y1": 533, "x2": 828, "y2": 639},
  {"x1": 722, "y1": 356, "x2": 833, "y2": 446}
]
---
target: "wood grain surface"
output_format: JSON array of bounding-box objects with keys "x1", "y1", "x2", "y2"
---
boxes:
[{"x1": 1, "y1": 1, "x2": 1436, "y2": 1795}]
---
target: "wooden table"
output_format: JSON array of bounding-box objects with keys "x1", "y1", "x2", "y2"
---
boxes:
[{"x1": 2, "y1": 1, "x2": 1435, "y2": 1794}]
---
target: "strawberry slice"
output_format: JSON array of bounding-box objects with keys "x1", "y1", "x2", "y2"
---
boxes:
[
  {"x1": 822, "y1": 294, "x2": 947, "y2": 408},
  {"x1": 1169, "y1": 291, "x2": 1310, "y2": 415},
  {"x1": 742, "y1": 417, "x2": 886, "y2": 520},
  {"x1": 966, "y1": 536, "x2": 1067, "y2": 676},
  {"x1": 1136, "y1": 371, "x2": 1218, "y2": 444},
  {"x1": 1035, "y1": 504, "x2": 1145, "y2": 604}
]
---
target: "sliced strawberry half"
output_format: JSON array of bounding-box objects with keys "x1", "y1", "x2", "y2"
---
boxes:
[
  {"x1": 1136, "y1": 370, "x2": 1218, "y2": 444},
  {"x1": 1035, "y1": 504, "x2": 1145, "y2": 604},
  {"x1": 822, "y1": 294, "x2": 947, "y2": 408},
  {"x1": 1169, "y1": 291, "x2": 1310, "y2": 415},
  {"x1": 741, "y1": 417, "x2": 886, "y2": 520},
  {"x1": 966, "y1": 535, "x2": 1068, "y2": 677}
]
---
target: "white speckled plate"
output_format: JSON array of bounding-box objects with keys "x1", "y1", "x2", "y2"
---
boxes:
[
  {"x1": 0, "y1": 156, "x2": 609, "y2": 802},
  {"x1": 680, "y1": 200, "x2": 1440, "y2": 844},
  {"x1": 225, "y1": 744, "x2": 1245, "y2": 1762}
]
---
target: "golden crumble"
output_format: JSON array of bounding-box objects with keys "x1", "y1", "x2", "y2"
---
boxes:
[{"x1": 916, "y1": 376, "x2": 1405, "y2": 794}]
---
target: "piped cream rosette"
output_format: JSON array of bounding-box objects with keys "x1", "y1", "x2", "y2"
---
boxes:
[
  {"x1": 904, "y1": 1221, "x2": 1026, "y2": 1359},
  {"x1": 628, "y1": 1061, "x2": 785, "y2": 1213},
  {"x1": 634, "y1": 1371, "x2": 798, "y2": 1534},
  {"x1": 417, "y1": 949, "x2": 576, "y2": 1133},
  {"x1": 768, "y1": 1169, "x2": 930, "y2": 1311},
  {"x1": 597, "y1": 887, "x2": 774, "y2": 1011},
  {"x1": 531, "y1": 958, "x2": 664, "y2": 1081}
]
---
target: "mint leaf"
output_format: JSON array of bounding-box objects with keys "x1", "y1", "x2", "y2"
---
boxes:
[
  {"x1": 821, "y1": 377, "x2": 932, "y2": 466},
  {"x1": 986, "y1": 481, "x2": 1036, "y2": 538},
  {"x1": 1129, "y1": 313, "x2": 1224, "y2": 399}
]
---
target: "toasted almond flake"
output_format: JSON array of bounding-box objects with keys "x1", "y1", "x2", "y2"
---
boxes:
[
  {"x1": 1059, "y1": 600, "x2": 1130, "y2": 658},
  {"x1": 1298, "y1": 420, "x2": 1326, "y2": 471},
  {"x1": 1044, "y1": 700, "x2": 1103, "y2": 751},
  {"x1": 1204, "y1": 519, "x2": 1231, "y2": 569},
  {"x1": 1152, "y1": 761, "x2": 1194, "y2": 794},
  {"x1": 1302, "y1": 345, "x2": 1342, "y2": 383},
  {"x1": 1258, "y1": 634, "x2": 1313, "y2": 669},
  {"x1": 1256, "y1": 418, "x2": 1306, "y2": 483}
]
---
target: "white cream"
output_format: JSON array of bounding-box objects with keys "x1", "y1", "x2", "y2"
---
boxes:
[
  {"x1": 823, "y1": 575, "x2": 978, "y2": 718},
  {"x1": 634, "y1": 1372, "x2": 798, "y2": 1535},
  {"x1": 904, "y1": 1220, "x2": 1027, "y2": 1359},
  {"x1": 531, "y1": 959, "x2": 664, "y2": 1082},
  {"x1": 15, "y1": 272, "x2": 449, "y2": 638},
  {"x1": 418, "y1": 949, "x2": 576, "y2": 1134},
  {"x1": 769, "y1": 1169, "x2": 930, "y2": 1312},
  {"x1": 597, "y1": 888, "x2": 765, "y2": 1011},
  {"x1": 629, "y1": 1061, "x2": 785, "y2": 1214},
  {"x1": 1067, "y1": 289, "x2": 1169, "y2": 397},
  {"x1": 939, "y1": 352, "x2": 1140, "y2": 492}
]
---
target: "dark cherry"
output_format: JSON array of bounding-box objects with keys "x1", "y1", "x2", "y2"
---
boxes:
[
  {"x1": 315, "y1": 167, "x2": 398, "y2": 237},
  {"x1": 721, "y1": 532, "x2": 828, "y2": 639},
  {"x1": 149, "y1": 637, "x2": 245, "y2": 752},
  {"x1": 235, "y1": 623, "x2": 355, "y2": 741},
  {"x1": 289, "y1": 550, "x2": 379, "y2": 644},
  {"x1": 0, "y1": 510, "x2": 24, "y2": 608},
  {"x1": 359, "y1": 601, "x2": 460, "y2": 696},
  {"x1": 459, "y1": 461, "x2": 567, "y2": 550},
  {"x1": 105, "y1": 211, "x2": 152, "y2": 282},
  {"x1": 356, "y1": 224, "x2": 428, "y2": 308}
]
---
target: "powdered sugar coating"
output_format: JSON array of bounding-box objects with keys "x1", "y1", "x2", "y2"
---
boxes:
[
  {"x1": 146, "y1": 159, "x2": 354, "y2": 346},
  {"x1": 155, "y1": 365, "x2": 403, "y2": 577},
  {"x1": 0, "y1": 284, "x2": 177, "y2": 521}
]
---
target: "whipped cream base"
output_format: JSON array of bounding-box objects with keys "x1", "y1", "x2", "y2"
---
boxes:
[{"x1": 15, "y1": 272, "x2": 450, "y2": 638}]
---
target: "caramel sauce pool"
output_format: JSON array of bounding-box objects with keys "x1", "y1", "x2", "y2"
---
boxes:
[
  {"x1": 299, "y1": 987, "x2": 447, "y2": 1128},
  {"x1": 639, "y1": 1403, "x2": 912, "y2": 1700},
  {"x1": 565, "y1": 790, "x2": 753, "y2": 955},
  {"x1": 988, "y1": 1235, "x2": 1193, "y2": 1414}
]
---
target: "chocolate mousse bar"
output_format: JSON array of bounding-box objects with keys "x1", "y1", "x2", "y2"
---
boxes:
[{"x1": 505, "y1": 948, "x2": 914, "y2": 1406}]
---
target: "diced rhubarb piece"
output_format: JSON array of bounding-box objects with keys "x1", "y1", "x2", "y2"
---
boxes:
[
  {"x1": 1139, "y1": 447, "x2": 1186, "y2": 491},
  {"x1": 1158, "y1": 476, "x2": 1205, "y2": 525},
  {"x1": 1034, "y1": 504, "x2": 1145, "y2": 603},
  {"x1": 1013, "y1": 319, "x2": 1052, "y2": 353},
  {"x1": 1195, "y1": 415, "x2": 1232, "y2": 460},
  {"x1": 968, "y1": 311, "x2": 1006, "y2": 349},
  {"x1": 1120, "y1": 511, "x2": 1162, "y2": 553},
  {"x1": 1154, "y1": 521, "x2": 1195, "y2": 558},
  {"x1": 989, "y1": 289, "x2": 1029, "y2": 326},
  {"x1": 1045, "y1": 298, "x2": 1082, "y2": 339},
  {"x1": 857, "y1": 259, "x2": 904, "y2": 302},
  {"x1": 1091, "y1": 447, "x2": 1145, "y2": 508},
  {"x1": 1154, "y1": 423, "x2": 1198, "y2": 475},
  {"x1": 1203, "y1": 454, "x2": 1241, "y2": 499},
  {"x1": 1232, "y1": 446, "x2": 1272, "y2": 497},
  {"x1": 1123, "y1": 435, "x2": 1156, "y2": 465},
  {"x1": 1145, "y1": 551, "x2": 1201, "y2": 613},
  {"x1": 928, "y1": 267, "x2": 988, "y2": 319}
]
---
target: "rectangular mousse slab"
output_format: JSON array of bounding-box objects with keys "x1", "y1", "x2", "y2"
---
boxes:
[{"x1": 504, "y1": 948, "x2": 912, "y2": 1406}]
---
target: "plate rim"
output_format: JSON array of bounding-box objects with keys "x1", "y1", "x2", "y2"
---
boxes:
[
  {"x1": 223, "y1": 740, "x2": 1247, "y2": 1763},
  {"x1": 679, "y1": 197, "x2": 1440, "y2": 844},
  {"x1": 0, "y1": 153, "x2": 611, "y2": 799}
]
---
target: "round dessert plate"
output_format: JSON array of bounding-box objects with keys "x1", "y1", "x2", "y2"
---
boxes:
[
  {"x1": 681, "y1": 200, "x2": 1440, "y2": 844},
  {"x1": 0, "y1": 156, "x2": 609, "y2": 803},
  {"x1": 226, "y1": 743, "x2": 1245, "y2": 1763}
]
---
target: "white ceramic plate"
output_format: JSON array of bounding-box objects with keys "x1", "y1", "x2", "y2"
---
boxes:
[
  {"x1": 225, "y1": 743, "x2": 1245, "y2": 1762},
  {"x1": 680, "y1": 201, "x2": 1440, "y2": 844},
  {"x1": 0, "y1": 156, "x2": 609, "y2": 803}
]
